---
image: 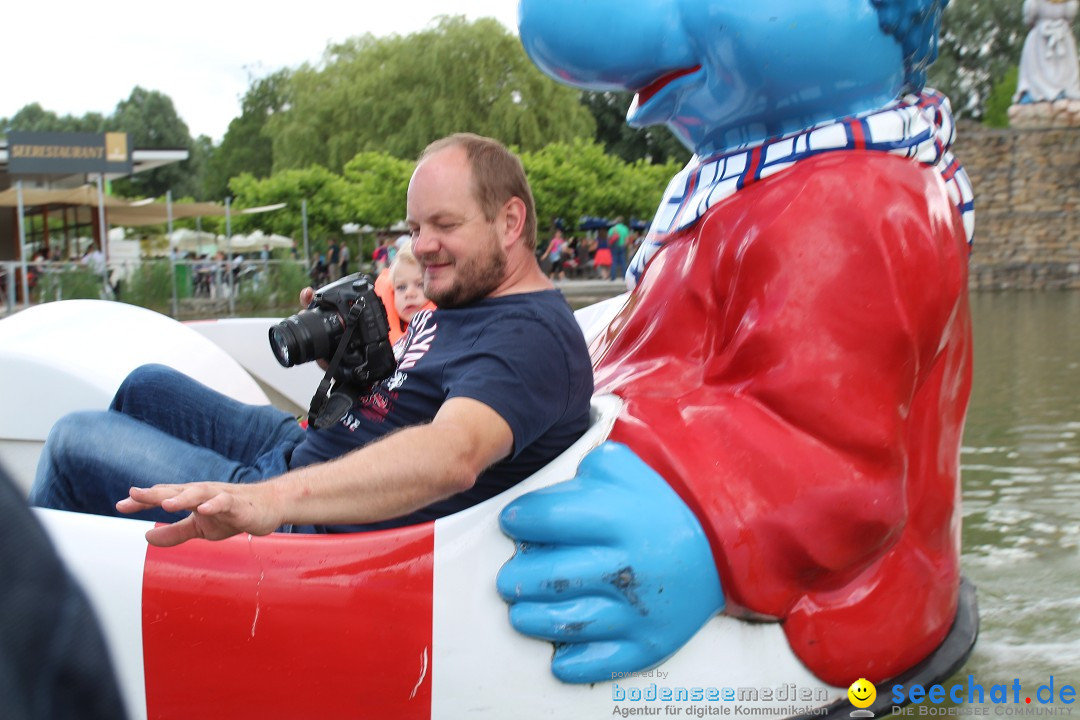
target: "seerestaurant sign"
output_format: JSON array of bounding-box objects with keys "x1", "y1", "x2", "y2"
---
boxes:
[{"x1": 7, "y1": 131, "x2": 132, "y2": 174}]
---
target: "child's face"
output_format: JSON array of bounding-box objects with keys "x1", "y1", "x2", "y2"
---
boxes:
[{"x1": 393, "y1": 262, "x2": 427, "y2": 323}]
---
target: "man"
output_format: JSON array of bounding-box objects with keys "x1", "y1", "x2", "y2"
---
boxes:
[
  {"x1": 30, "y1": 133, "x2": 593, "y2": 548},
  {"x1": 372, "y1": 236, "x2": 391, "y2": 271},
  {"x1": 326, "y1": 237, "x2": 341, "y2": 282},
  {"x1": 338, "y1": 240, "x2": 350, "y2": 276},
  {"x1": 607, "y1": 216, "x2": 629, "y2": 282}
]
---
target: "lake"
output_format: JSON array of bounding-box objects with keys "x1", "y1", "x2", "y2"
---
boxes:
[{"x1": 949, "y1": 291, "x2": 1080, "y2": 696}]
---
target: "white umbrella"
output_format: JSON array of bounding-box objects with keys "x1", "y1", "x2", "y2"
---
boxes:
[
  {"x1": 168, "y1": 228, "x2": 219, "y2": 252},
  {"x1": 225, "y1": 230, "x2": 294, "y2": 250},
  {"x1": 223, "y1": 232, "x2": 254, "y2": 250},
  {"x1": 252, "y1": 229, "x2": 295, "y2": 248}
]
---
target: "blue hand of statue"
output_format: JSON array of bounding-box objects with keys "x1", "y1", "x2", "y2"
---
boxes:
[{"x1": 497, "y1": 441, "x2": 724, "y2": 684}]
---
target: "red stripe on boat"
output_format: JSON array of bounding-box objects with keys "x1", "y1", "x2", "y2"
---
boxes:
[{"x1": 142, "y1": 524, "x2": 435, "y2": 719}]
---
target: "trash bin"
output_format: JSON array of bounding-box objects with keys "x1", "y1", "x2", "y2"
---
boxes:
[{"x1": 174, "y1": 263, "x2": 193, "y2": 298}]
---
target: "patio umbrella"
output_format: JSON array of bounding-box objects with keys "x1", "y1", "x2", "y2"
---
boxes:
[
  {"x1": 168, "y1": 228, "x2": 219, "y2": 252},
  {"x1": 578, "y1": 216, "x2": 612, "y2": 231},
  {"x1": 226, "y1": 230, "x2": 294, "y2": 250}
]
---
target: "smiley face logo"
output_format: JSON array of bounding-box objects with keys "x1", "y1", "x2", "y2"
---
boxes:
[{"x1": 848, "y1": 678, "x2": 877, "y2": 708}]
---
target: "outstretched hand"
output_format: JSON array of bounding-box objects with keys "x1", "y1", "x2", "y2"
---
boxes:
[
  {"x1": 117, "y1": 482, "x2": 282, "y2": 547},
  {"x1": 497, "y1": 442, "x2": 725, "y2": 684}
]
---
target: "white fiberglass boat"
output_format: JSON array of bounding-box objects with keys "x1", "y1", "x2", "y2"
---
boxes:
[{"x1": 0, "y1": 300, "x2": 974, "y2": 720}]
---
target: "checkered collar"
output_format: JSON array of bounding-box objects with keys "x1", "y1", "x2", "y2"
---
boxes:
[{"x1": 625, "y1": 90, "x2": 975, "y2": 289}]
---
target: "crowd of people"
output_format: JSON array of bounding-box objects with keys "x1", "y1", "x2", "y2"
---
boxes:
[
  {"x1": 0, "y1": 244, "x2": 113, "y2": 307},
  {"x1": 310, "y1": 233, "x2": 412, "y2": 287},
  {"x1": 539, "y1": 218, "x2": 643, "y2": 281}
]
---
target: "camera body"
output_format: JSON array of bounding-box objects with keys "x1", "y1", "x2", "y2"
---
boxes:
[{"x1": 269, "y1": 272, "x2": 397, "y2": 427}]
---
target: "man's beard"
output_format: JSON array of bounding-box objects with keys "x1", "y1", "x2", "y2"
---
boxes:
[{"x1": 421, "y1": 233, "x2": 507, "y2": 308}]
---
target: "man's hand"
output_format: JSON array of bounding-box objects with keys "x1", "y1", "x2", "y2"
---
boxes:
[
  {"x1": 298, "y1": 286, "x2": 332, "y2": 371},
  {"x1": 117, "y1": 482, "x2": 282, "y2": 547},
  {"x1": 497, "y1": 442, "x2": 725, "y2": 684}
]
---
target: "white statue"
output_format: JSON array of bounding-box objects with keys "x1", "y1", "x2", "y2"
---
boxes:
[{"x1": 1014, "y1": 0, "x2": 1080, "y2": 103}]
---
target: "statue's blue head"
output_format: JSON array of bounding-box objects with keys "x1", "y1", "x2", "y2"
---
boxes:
[{"x1": 518, "y1": 0, "x2": 949, "y2": 157}]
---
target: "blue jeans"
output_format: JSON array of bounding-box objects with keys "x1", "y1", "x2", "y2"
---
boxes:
[
  {"x1": 611, "y1": 244, "x2": 627, "y2": 281},
  {"x1": 29, "y1": 364, "x2": 306, "y2": 524}
]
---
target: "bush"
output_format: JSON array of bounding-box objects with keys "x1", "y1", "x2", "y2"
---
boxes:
[
  {"x1": 983, "y1": 66, "x2": 1019, "y2": 129},
  {"x1": 34, "y1": 265, "x2": 107, "y2": 303},
  {"x1": 234, "y1": 260, "x2": 310, "y2": 315},
  {"x1": 121, "y1": 260, "x2": 173, "y2": 313},
  {"x1": 269, "y1": 260, "x2": 311, "y2": 309}
]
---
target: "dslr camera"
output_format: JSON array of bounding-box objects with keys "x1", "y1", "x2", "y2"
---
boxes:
[{"x1": 269, "y1": 272, "x2": 397, "y2": 429}]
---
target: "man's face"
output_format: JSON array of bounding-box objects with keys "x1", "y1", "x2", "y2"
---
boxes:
[{"x1": 406, "y1": 146, "x2": 507, "y2": 308}]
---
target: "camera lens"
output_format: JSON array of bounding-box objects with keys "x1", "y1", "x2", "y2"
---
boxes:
[{"x1": 268, "y1": 308, "x2": 342, "y2": 367}]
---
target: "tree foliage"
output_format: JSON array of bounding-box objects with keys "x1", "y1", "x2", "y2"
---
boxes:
[
  {"x1": 227, "y1": 167, "x2": 354, "y2": 257},
  {"x1": 929, "y1": 0, "x2": 1027, "y2": 120},
  {"x1": 580, "y1": 91, "x2": 692, "y2": 166},
  {"x1": 341, "y1": 152, "x2": 414, "y2": 229},
  {"x1": 107, "y1": 87, "x2": 204, "y2": 200},
  {"x1": 522, "y1": 139, "x2": 681, "y2": 235},
  {"x1": 983, "y1": 65, "x2": 1020, "y2": 128},
  {"x1": 203, "y1": 70, "x2": 292, "y2": 200},
  {"x1": 214, "y1": 139, "x2": 675, "y2": 259},
  {"x1": 1, "y1": 103, "x2": 107, "y2": 134},
  {"x1": 267, "y1": 16, "x2": 595, "y2": 171}
]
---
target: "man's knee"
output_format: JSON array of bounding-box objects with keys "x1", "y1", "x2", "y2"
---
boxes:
[
  {"x1": 29, "y1": 413, "x2": 85, "y2": 506},
  {"x1": 112, "y1": 363, "x2": 179, "y2": 411},
  {"x1": 42, "y1": 412, "x2": 89, "y2": 457}
]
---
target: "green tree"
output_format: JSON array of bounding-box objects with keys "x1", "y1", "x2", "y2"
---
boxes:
[
  {"x1": 1, "y1": 103, "x2": 109, "y2": 134},
  {"x1": 929, "y1": 0, "x2": 1027, "y2": 120},
  {"x1": 341, "y1": 152, "x2": 414, "y2": 229},
  {"x1": 268, "y1": 16, "x2": 594, "y2": 171},
  {"x1": 983, "y1": 65, "x2": 1020, "y2": 128},
  {"x1": 522, "y1": 139, "x2": 680, "y2": 234},
  {"x1": 228, "y1": 166, "x2": 353, "y2": 257},
  {"x1": 580, "y1": 91, "x2": 692, "y2": 166},
  {"x1": 204, "y1": 70, "x2": 293, "y2": 199},
  {"x1": 109, "y1": 87, "x2": 201, "y2": 200}
]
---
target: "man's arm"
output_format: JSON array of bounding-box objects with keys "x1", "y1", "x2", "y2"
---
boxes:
[{"x1": 117, "y1": 397, "x2": 513, "y2": 546}]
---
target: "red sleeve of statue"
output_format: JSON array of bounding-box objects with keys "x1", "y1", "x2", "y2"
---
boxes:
[{"x1": 591, "y1": 152, "x2": 972, "y2": 685}]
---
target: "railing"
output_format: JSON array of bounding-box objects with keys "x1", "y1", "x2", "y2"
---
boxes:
[{"x1": 0, "y1": 258, "x2": 324, "y2": 320}]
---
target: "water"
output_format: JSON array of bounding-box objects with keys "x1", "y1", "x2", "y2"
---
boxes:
[{"x1": 948, "y1": 291, "x2": 1080, "y2": 696}]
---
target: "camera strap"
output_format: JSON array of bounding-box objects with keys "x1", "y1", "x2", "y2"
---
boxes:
[{"x1": 308, "y1": 300, "x2": 368, "y2": 429}]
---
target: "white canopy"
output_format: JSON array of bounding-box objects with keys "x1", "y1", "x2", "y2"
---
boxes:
[{"x1": 225, "y1": 230, "x2": 294, "y2": 250}]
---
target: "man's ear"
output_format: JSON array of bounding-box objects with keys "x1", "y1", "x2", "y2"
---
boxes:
[{"x1": 501, "y1": 196, "x2": 528, "y2": 249}]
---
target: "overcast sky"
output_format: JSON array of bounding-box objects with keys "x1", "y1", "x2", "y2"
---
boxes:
[{"x1": 4, "y1": 1, "x2": 520, "y2": 144}]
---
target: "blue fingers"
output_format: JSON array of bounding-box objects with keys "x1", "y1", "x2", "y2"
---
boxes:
[
  {"x1": 508, "y1": 596, "x2": 639, "y2": 643},
  {"x1": 496, "y1": 545, "x2": 628, "y2": 602},
  {"x1": 552, "y1": 640, "x2": 661, "y2": 685},
  {"x1": 500, "y1": 477, "x2": 621, "y2": 545}
]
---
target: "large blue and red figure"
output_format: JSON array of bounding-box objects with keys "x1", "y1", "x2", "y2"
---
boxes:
[{"x1": 499, "y1": 0, "x2": 976, "y2": 688}]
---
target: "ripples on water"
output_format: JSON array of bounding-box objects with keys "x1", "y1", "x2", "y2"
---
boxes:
[{"x1": 952, "y1": 292, "x2": 1080, "y2": 690}]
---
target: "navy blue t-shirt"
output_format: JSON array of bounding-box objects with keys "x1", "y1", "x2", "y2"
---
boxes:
[{"x1": 288, "y1": 289, "x2": 593, "y2": 531}]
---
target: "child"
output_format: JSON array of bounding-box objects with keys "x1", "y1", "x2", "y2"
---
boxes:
[{"x1": 374, "y1": 244, "x2": 434, "y2": 344}]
